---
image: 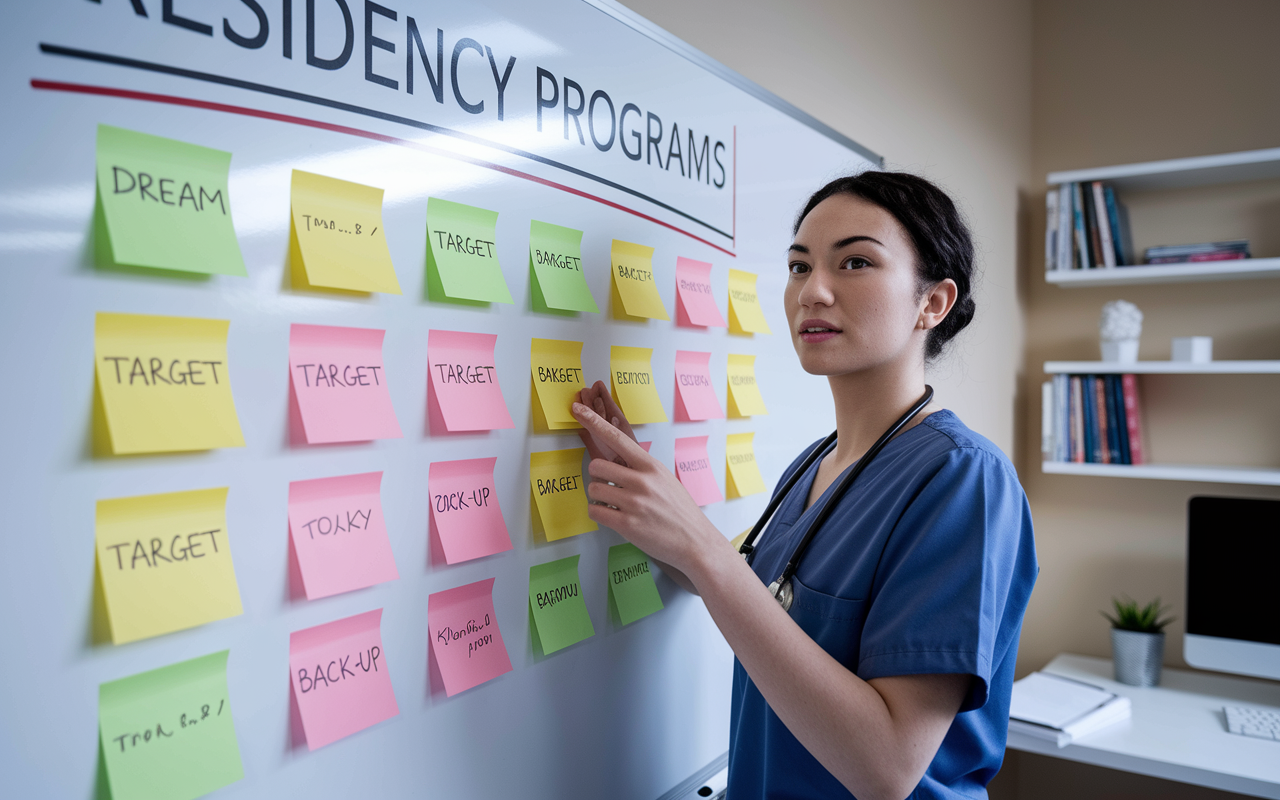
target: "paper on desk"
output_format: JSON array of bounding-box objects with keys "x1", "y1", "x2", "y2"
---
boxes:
[
  {"x1": 427, "y1": 329, "x2": 514, "y2": 432},
  {"x1": 429, "y1": 458, "x2": 512, "y2": 564},
  {"x1": 529, "y1": 220, "x2": 598, "y2": 313},
  {"x1": 530, "y1": 338, "x2": 585, "y2": 431},
  {"x1": 287, "y1": 472, "x2": 399, "y2": 599},
  {"x1": 426, "y1": 197, "x2": 513, "y2": 304},
  {"x1": 428, "y1": 578, "x2": 513, "y2": 696},
  {"x1": 675, "y1": 435, "x2": 723, "y2": 506},
  {"x1": 1010, "y1": 672, "x2": 1116, "y2": 728},
  {"x1": 610, "y1": 345, "x2": 667, "y2": 424},
  {"x1": 673, "y1": 350, "x2": 723, "y2": 421},
  {"x1": 610, "y1": 239, "x2": 668, "y2": 320},
  {"x1": 675, "y1": 257, "x2": 726, "y2": 327},
  {"x1": 727, "y1": 269, "x2": 770, "y2": 334},
  {"x1": 289, "y1": 323, "x2": 402, "y2": 443},
  {"x1": 289, "y1": 170, "x2": 400, "y2": 294},
  {"x1": 529, "y1": 447, "x2": 597, "y2": 541},
  {"x1": 528, "y1": 555, "x2": 595, "y2": 654}
]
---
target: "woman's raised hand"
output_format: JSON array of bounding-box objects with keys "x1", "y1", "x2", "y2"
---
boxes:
[{"x1": 576, "y1": 380, "x2": 639, "y2": 464}]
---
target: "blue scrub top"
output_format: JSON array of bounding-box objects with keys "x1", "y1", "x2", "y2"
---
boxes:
[{"x1": 728, "y1": 410, "x2": 1038, "y2": 800}]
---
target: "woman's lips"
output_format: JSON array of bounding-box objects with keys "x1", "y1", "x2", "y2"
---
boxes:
[{"x1": 798, "y1": 319, "x2": 842, "y2": 343}]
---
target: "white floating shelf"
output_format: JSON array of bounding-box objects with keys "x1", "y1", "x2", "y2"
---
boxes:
[
  {"x1": 1044, "y1": 257, "x2": 1280, "y2": 287},
  {"x1": 1047, "y1": 146, "x2": 1280, "y2": 191},
  {"x1": 1042, "y1": 461, "x2": 1280, "y2": 486},
  {"x1": 1044, "y1": 360, "x2": 1280, "y2": 375}
]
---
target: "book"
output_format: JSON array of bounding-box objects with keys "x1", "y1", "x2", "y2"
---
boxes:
[
  {"x1": 1055, "y1": 374, "x2": 1070, "y2": 463},
  {"x1": 1045, "y1": 190, "x2": 1059, "y2": 271},
  {"x1": 1147, "y1": 252, "x2": 1247, "y2": 264},
  {"x1": 1103, "y1": 375, "x2": 1122, "y2": 463},
  {"x1": 1057, "y1": 184, "x2": 1073, "y2": 273},
  {"x1": 1092, "y1": 182, "x2": 1117, "y2": 268},
  {"x1": 1144, "y1": 239, "x2": 1250, "y2": 264},
  {"x1": 1110, "y1": 376, "x2": 1131, "y2": 465},
  {"x1": 1071, "y1": 183, "x2": 1090, "y2": 270},
  {"x1": 1084, "y1": 188, "x2": 1104, "y2": 269},
  {"x1": 1070, "y1": 376, "x2": 1085, "y2": 463},
  {"x1": 1102, "y1": 185, "x2": 1127, "y2": 266},
  {"x1": 1121, "y1": 374, "x2": 1145, "y2": 464},
  {"x1": 1093, "y1": 376, "x2": 1110, "y2": 463},
  {"x1": 1041, "y1": 380, "x2": 1054, "y2": 455},
  {"x1": 1009, "y1": 671, "x2": 1132, "y2": 748},
  {"x1": 1082, "y1": 376, "x2": 1099, "y2": 461}
]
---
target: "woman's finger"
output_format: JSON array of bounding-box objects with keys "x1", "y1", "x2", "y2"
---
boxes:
[
  {"x1": 586, "y1": 480, "x2": 627, "y2": 508},
  {"x1": 585, "y1": 501, "x2": 627, "y2": 530},
  {"x1": 587, "y1": 457, "x2": 633, "y2": 487},
  {"x1": 572, "y1": 402, "x2": 649, "y2": 464}
]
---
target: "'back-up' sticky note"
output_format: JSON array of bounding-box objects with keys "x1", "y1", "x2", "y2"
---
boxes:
[
  {"x1": 529, "y1": 448, "x2": 597, "y2": 541},
  {"x1": 95, "y1": 124, "x2": 246, "y2": 276},
  {"x1": 726, "y1": 432, "x2": 767, "y2": 498},
  {"x1": 427, "y1": 330, "x2": 514, "y2": 433},
  {"x1": 674, "y1": 350, "x2": 723, "y2": 421},
  {"x1": 530, "y1": 220, "x2": 598, "y2": 313},
  {"x1": 530, "y1": 338, "x2": 585, "y2": 432},
  {"x1": 426, "y1": 197, "x2": 513, "y2": 304},
  {"x1": 99, "y1": 650, "x2": 243, "y2": 800},
  {"x1": 428, "y1": 578, "x2": 513, "y2": 696},
  {"x1": 287, "y1": 472, "x2": 399, "y2": 600},
  {"x1": 529, "y1": 555, "x2": 594, "y2": 654},
  {"x1": 675, "y1": 435, "x2": 723, "y2": 506},
  {"x1": 727, "y1": 269, "x2": 771, "y2": 334},
  {"x1": 95, "y1": 312, "x2": 246, "y2": 455},
  {"x1": 289, "y1": 323, "x2": 402, "y2": 444},
  {"x1": 726, "y1": 353, "x2": 768, "y2": 417},
  {"x1": 289, "y1": 170, "x2": 400, "y2": 294},
  {"x1": 610, "y1": 346, "x2": 667, "y2": 424},
  {"x1": 610, "y1": 240, "x2": 669, "y2": 321},
  {"x1": 675, "y1": 257, "x2": 726, "y2": 327},
  {"x1": 429, "y1": 458, "x2": 512, "y2": 564},
  {"x1": 96, "y1": 488, "x2": 242, "y2": 645},
  {"x1": 607, "y1": 543, "x2": 664, "y2": 625},
  {"x1": 289, "y1": 609, "x2": 399, "y2": 750}
]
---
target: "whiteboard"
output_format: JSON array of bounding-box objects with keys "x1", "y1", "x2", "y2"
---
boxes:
[{"x1": 0, "y1": 1, "x2": 876, "y2": 797}]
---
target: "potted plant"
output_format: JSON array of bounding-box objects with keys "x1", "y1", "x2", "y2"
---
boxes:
[{"x1": 1102, "y1": 596, "x2": 1173, "y2": 687}]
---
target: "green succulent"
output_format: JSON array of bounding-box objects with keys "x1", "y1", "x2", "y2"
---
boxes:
[{"x1": 1102, "y1": 596, "x2": 1174, "y2": 633}]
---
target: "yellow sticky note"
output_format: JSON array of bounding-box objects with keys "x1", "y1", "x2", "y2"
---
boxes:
[
  {"x1": 609, "y1": 346, "x2": 667, "y2": 424},
  {"x1": 530, "y1": 338, "x2": 585, "y2": 432},
  {"x1": 95, "y1": 488, "x2": 243, "y2": 644},
  {"x1": 289, "y1": 170, "x2": 401, "y2": 294},
  {"x1": 529, "y1": 448, "x2": 597, "y2": 541},
  {"x1": 727, "y1": 269, "x2": 770, "y2": 334},
  {"x1": 726, "y1": 433, "x2": 767, "y2": 498},
  {"x1": 610, "y1": 240, "x2": 669, "y2": 321},
  {"x1": 94, "y1": 312, "x2": 245, "y2": 455},
  {"x1": 726, "y1": 354, "x2": 767, "y2": 417}
]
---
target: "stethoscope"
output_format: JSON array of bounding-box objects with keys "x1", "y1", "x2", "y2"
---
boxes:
[{"x1": 737, "y1": 385, "x2": 934, "y2": 611}]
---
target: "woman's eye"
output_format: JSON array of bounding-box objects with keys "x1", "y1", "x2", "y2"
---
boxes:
[
  {"x1": 788, "y1": 261, "x2": 811, "y2": 275},
  {"x1": 841, "y1": 256, "x2": 871, "y2": 270}
]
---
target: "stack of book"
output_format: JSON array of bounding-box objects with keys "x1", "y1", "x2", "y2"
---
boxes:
[
  {"x1": 1041, "y1": 374, "x2": 1145, "y2": 465},
  {"x1": 1009, "y1": 672, "x2": 1132, "y2": 748},
  {"x1": 1044, "y1": 181, "x2": 1133, "y2": 271},
  {"x1": 1144, "y1": 239, "x2": 1250, "y2": 264}
]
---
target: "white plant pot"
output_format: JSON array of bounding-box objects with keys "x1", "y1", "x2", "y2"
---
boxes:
[{"x1": 1101, "y1": 339, "x2": 1139, "y2": 363}]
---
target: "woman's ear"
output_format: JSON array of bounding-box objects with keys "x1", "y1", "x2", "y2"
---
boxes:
[{"x1": 918, "y1": 278, "x2": 958, "y2": 331}]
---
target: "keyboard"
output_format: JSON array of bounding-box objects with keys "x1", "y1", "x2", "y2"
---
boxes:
[{"x1": 1224, "y1": 705, "x2": 1280, "y2": 741}]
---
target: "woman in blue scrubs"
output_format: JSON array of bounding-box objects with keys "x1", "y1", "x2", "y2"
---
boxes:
[{"x1": 573, "y1": 172, "x2": 1037, "y2": 800}]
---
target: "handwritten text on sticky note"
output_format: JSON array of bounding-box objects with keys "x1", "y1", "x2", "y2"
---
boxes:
[
  {"x1": 529, "y1": 448, "x2": 597, "y2": 541},
  {"x1": 728, "y1": 269, "x2": 770, "y2": 334},
  {"x1": 530, "y1": 338, "x2": 585, "y2": 431},
  {"x1": 675, "y1": 435, "x2": 723, "y2": 506},
  {"x1": 675, "y1": 257, "x2": 726, "y2": 327},
  {"x1": 289, "y1": 323, "x2": 402, "y2": 444},
  {"x1": 289, "y1": 170, "x2": 400, "y2": 294},
  {"x1": 427, "y1": 329, "x2": 514, "y2": 433},
  {"x1": 429, "y1": 458, "x2": 512, "y2": 564},
  {"x1": 529, "y1": 555, "x2": 594, "y2": 654},
  {"x1": 530, "y1": 220, "x2": 598, "y2": 313},
  {"x1": 726, "y1": 432, "x2": 767, "y2": 498},
  {"x1": 610, "y1": 345, "x2": 667, "y2": 424},
  {"x1": 428, "y1": 578, "x2": 513, "y2": 696},
  {"x1": 426, "y1": 197, "x2": 513, "y2": 304},
  {"x1": 611, "y1": 239, "x2": 668, "y2": 320},
  {"x1": 674, "y1": 350, "x2": 723, "y2": 421},
  {"x1": 608, "y1": 543, "x2": 664, "y2": 625},
  {"x1": 726, "y1": 353, "x2": 768, "y2": 417},
  {"x1": 288, "y1": 472, "x2": 399, "y2": 600}
]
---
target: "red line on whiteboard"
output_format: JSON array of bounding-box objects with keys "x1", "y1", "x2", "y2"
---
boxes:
[{"x1": 31, "y1": 78, "x2": 737, "y2": 258}]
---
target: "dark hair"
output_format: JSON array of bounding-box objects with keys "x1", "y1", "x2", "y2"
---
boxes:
[{"x1": 793, "y1": 171, "x2": 976, "y2": 359}]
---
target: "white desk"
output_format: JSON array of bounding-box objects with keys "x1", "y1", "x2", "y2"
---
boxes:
[{"x1": 1007, "y1": 654, "x2": 1280, "y2": 798}]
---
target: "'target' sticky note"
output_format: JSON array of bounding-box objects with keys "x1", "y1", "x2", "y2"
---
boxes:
[
  {"x1": 426, "y1": 197, "x2": 513, "y2": 304},
  {"x1": 726, "y1": 432, "x2": 767, "y2": 498},
  {"x1": 610, "y1": 239, "x2": 668, "y2": 321},
  {"x1": 675, "y1": 435, "x2": 723, "y2": 506},
  {"x1": 674, "y1": 350, "x2": 723, "y2": 421},
  {"x1": 287, "y1": 472, "x2": 399, "y2": 600},
  {"x1": 289, "y1": 170, "x2": 400, "y2": 294},
  {"x1": 427, "y1": 330, "x2": 514, "y2": 433},
  {"x1": 528, "y1": 555, "x2": 594, "y2": 654},
  {"x1": 428, "y1": 578, "x2": 513, "y2": 696},
  {"x1": 530, "y1": 220, "x2": 598, "y2": 313},
  {"x1": 530, "y1": 338, "x2": 585, "y2": 432},
  {"x1": 610, "y1": 345, "x2": 667, "y2": 424},
  {"x1": 529, "y1": 448, "x2": 597, "y2": 541},
  {"x1": 727, "y1": 269, "x2": 771, "y2": 334},
  {"x1": 429, "y1": 458, "x2": 512, "y2": 564},
  {"x1": 607, "y1": 543, "x2": 664, "y2": 625},
  {"x1": 675, "y1": 257, "x2": 726, "y2": 327},
  {"x1": 289, "y1": 323, "x2": 402, "y2": 444},
  {"x1": 726, "y1": 353, "x2": 768, "y2": 417}
]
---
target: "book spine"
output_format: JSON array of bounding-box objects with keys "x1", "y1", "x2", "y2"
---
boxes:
[
  {"x1": 1116, "y1": 202, "x2": 1134, "y2": 266},
  {"x1": 1057, "y1": 184, "x2": 1073, "y2": 272},
  {"x1": 1082, "y1": 376, "x2": 1096, "y2": 461},
  {"x1": 1103, "y1": 185, "x2": 1126, "y2": 266},
  {"x1": 1111, "y1": 376, "x2": 1131, "y2": 465},
  {"x1": 1103, "y1": 375, "x2": 1122, "y2": 463},
  {"x1": 1093, "y1": 182, "x2": 1117, "y2": 268},
  {"x1": 1071, "y1": 183, "x2": 1091, "y2": 270},
  {"x1": 1045, "y1": 189, "x2": 1059, "y2": 271},
  {"x1": 1085, "y1": 189, "x2": 1104, "y2": 270},
  {"x1": 1042, "y1": 381, "x2": 1055, "y2": 455},
  {"x1": 1094, "y1": 376, "x2": 1111, "y2": 463},
  {"x1": 1121, "y1": 374, "x2": 1145, "y2": 465},
  {"x1": 1055, "y1": 374, "x2": 1070, "y2": 462},
  {"x1": 1070, "y1": 376, "x2": 1084, "y2": 462}
]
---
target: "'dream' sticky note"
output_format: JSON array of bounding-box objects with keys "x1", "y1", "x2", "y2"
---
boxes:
[
  {"x1": 610, "y1": 346, "x2": 667, "y2": 424},
  {"x1": 289, "y1": 609, "x2": 399, "y2": 750},
  {"x1": 287, "y1": 472, "x2": 399, "y2": 600},
  {"x1": 530, "y1": 338, "x2": 585, "y2": 432},
  {"x1": 99, "y1": 650, "x2": 243, "y2": 800},
  {"x1": 95, "y1": 124, "x2": 246, "y2": 276},
  {"x1": 529, "y1": 448, "x2": 597, "y2": 541},
  {"x1": 727, "y1": 269, "x2": 770, "y2": 334},
  {"x1": 607, "y1": 543, "x2": 664, "y2": 625},
  {"x1": 94, "y1": 312, "x2": 245, "y2": 455},
  {"x1": 429, "y1": 458, "x2": 512, "y2": 564},
  {"x1": 674, "y1": 350, "x2": 723, "y2": 421},
  {"x1": 428, "y1": 578, "x2": 513, "y2": 696},
  {"x1": 529, "y1": 555, "x2": 594, "y2": 655},
  {"x1": 426, "y1": 197, "x2": 513, "y2": 304},
  {"x1": 427, "y1": 330, "x2": 514, "y2": 433},
  {"x1": 726, "y1": 353, "x2": 768, "y2": 417},
  {"x1": 530, "y1": 220, "x2": 598, "y2": 313},
  {"x1": 675, "y1": 435, "x2": 723, "y2": 506},
  {"x1": 675, "y1": 257, "x2": 726, "y2": 327},
  {"x1": 726, "y1": 432, "x2": 767, "y2": 498},
  {"x1": 610, "y1": 240, "x2": 668, "y2": 321},
  {"x1": 289, "y1": 323, "x2": 402, "y2": 444},
  {"x1": 289, "y1": 170, "x2": 400, "y2": 294},
  {"x1": 96, "y1": 488, "x2": 242, "y2": 645}
]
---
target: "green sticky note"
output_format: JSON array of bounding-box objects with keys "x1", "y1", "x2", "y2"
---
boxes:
[
  {"x1": 425, "y1": 197, "x2": 513, "y2": 304},
  {"x1": 95, "y1": 124, "x2": 246, "y2": 276},
  {"x1": 529, "y1": 220, "x2": 599, "y2": 314},
  {"x1": 528, "y1": 555, "x2": 594, "y2": 654},
  {"x1": 608, "y1": 543, "x2": 664, "y2": 625},
  {"x1": 99, "y1": 650, "x2": 243, "y2": 800}
]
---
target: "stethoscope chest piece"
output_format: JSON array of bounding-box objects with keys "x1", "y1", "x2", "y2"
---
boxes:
[{"x1": 768, "y1": 578, "x2": 794, "y2": 612}]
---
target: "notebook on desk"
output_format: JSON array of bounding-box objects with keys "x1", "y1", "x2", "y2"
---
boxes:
[{"x1": 1009, "y1": 671, "x2": 1132, "y2": 747}]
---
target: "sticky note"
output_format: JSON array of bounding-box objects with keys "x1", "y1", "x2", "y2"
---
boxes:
[
  {"x1": 530, "y1": 220, "x2": 598, "y2": 313},
  {"x1": 610, "y1": 346, "x2": 667, "y2": 424},
  {"x1": 529, "y1": 555, "x2": 594, "y2": 654},
  {"x1": 99, "y1": 650, "x2": 243, "y2": 800},
  {"x1": 727, "y1": 269, "x2": 771, "y2": 334},
  {"x1": 726, "y1": 353, "x2": 768, "y2": 417},
  {"x1": 675, "y1": 257, "x2": 726, "y2": 327},
  {"x1": 726, "y1": 432, "x2": 767, "y2": 498},
  {"x1": 94, "y1": 312, "x2": 245, "y2": 455},
  {"x1": 529, "y1": 448, "x2": 597, "y2": 541},
  {"x1": 287, "y1": 472, "x2": 399, "y2": 600},
  {"x1": 289, "y1": 323, "x2": 402, "y2": 444},
  {"x1": 675, "y1": 435, "x2": 723, "y2": 506},
  {"x1": 289, "y1": 170, "x2": 400, "y2": 294},
  {"x1": 95, "y1": 488, "x2": 242, "y2": 645},
  {"x1": 429, "y1": 458, "x2": 512, "y2": 564},
  {"x1": 426, "y1": 197, "x2": 513, "y2": 304},
  {"x1": 674, "y1": 350, "x2": 723, "y2": 421},
  {"x1": 530, "y1": 338, "x2": 585, "y2": 432},
  {"x1": 95, "y1": 124, "x2": 245, "y2": 276},
  {"x1": 428, "y1": 578, "x2": 513, "y2": 696},
  {"x1": 607, "y1": 543, "x2": 664, "y2": 625},
  {"x1": 289, "y1": 609, "x2": 399, "y2": 750},
  {"x1": 610, "y1": 239, "x2": 668, "y2": 320},
  {"x1": 427, "y1": 330, "x2": 514, "y2": 433}
]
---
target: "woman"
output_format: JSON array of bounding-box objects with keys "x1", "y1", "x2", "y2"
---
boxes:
[{"x1": 573, "y1": 171, "x2": 1037, "y2": 800}]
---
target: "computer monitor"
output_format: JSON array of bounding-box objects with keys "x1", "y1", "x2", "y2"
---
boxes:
[{"x1": 1184, "y1": 496, "x2": 1280, "y2": 681}]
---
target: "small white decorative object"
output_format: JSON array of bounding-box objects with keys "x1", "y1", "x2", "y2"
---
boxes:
[
  {"x1": 1099, "y1": 300, "x2": 1143, "y2": 363},
  {"x1": 1172, "y1": 336, "x2": 1213, "y2": 363}
]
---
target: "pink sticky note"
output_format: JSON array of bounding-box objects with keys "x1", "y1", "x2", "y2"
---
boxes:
[
  {"x1": 674, "y1": 350, "x2": 724, "y2": 421},
  {"x1": 675, "y1": 257, "x2": 727, "y2": 328},
  {"x1": 289, "y1": 609, "x2": 399, "y2": 750},
  {"x1": 429, "y1": 458, "x2": 512, "y2": 564},
  {"x1": 675, "y1": 435, "x2": 723, "y2": 506},
  {"x1": 427, "y1": 330, "x2": 514, "y2": 433},
  {"x1": 289, "y1": 323, "x2": 403, "y2": 444},
  {"x1": 288, "y1": 472, "x2": 399, "y2": 599},
  {"x1": 428, "y1": 578, "x2": 512, "y2": 697}
]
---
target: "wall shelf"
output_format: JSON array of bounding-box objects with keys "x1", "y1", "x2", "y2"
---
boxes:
[
  {"x1": 1042, "y1": 461, "x2": 1280, "y2": 486},
  {"x1": 1047, "y1": 146, "x2": 1280, "y2": 191},
  {"x1": 1044, "y1": 257, "x2": 1280, "y2": 287},
  {"x1": 1044, "y1": 360, "x2": 1280, "y2": 375}
]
